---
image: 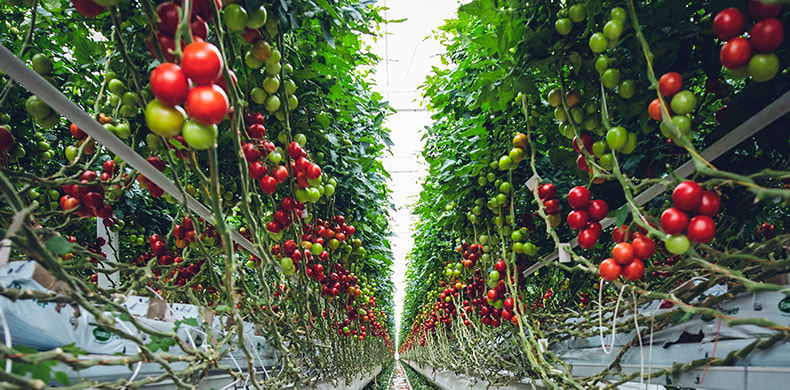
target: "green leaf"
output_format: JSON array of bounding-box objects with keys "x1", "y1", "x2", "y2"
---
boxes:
[
  {"x1": 46, "y1": 235, "x2": 76, "y2": 255},
  {"x1": 614, "y1": 205, "x2": 630, "y2": 227},
  {"x1": 54, "y1": 371, "x2": 70, "y2": 386}
]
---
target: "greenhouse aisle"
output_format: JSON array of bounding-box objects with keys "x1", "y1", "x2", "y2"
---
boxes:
[{"x1": 389, "y1": 361, "x2": 411, "y2": 390}]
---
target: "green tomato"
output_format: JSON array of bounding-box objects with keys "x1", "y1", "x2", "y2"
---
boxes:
[
  {"x1": 36, "y1": 112, "x2": 60, "y2": 129},
  {"x1": 25, "y1": 95, "x2": 51, "y2": 119},
  {"x1": 31, "y1": 53, "x2": 53, "y2": 75},
  {"x1": 250, "y1": 87, "x2": 268, "y2": 104},
  {"x1": 672, "y1": 115, "x2": 692, "y2": 136},
  {"x1": 264, "y1": 95, "x2": 281, "y2": 112},
  {"x1": 583, "y1": 116, "x2": 600, "y2": 131},
  {"x1": 488, "y1": 270, "x2": 500, "y2": 282},
  {"x1": 294, "y1": 133, "x2": 307, "y2": 146},
  {"x1": 121, "y1": 91, "x2": 138, "y2": 107},
  {"x1": 245, "y1": 52, "x2": 264, "y2": 69},
  {"x1": 622, "y1": 132, "x2": 637, "y2": 154},
  {"x1": 589, "y1": 32, "x2": 608, "y2": 54},
  {"x1": 568, "y1": 4, "x2": 587, "y2": 23},
  {"x1": 223, "y1": 4, "x2": 249, "y2": 31},
  {"x1": 606, "y1": 126, "x2": 627, "y2": 151},
  {"x1": 182, "y1": 119, "x2": 218, "y2": 150},
  {"x1": 262, "y1": 76, "x2": 280, "y2": 94},
  {"x1": 665, "y1": 234, "x2": 690, "y2": 255},
  {"x1": 611, "y1": 7, "x2": 627, "y2": 22},
  {"x1": 602, "y1": 68, "x2": 621, "y2": 89},
  {"x1": 599, "y1": 153, "x2": 614, "y2": 170},
  {"x1": 284, "y1": 79, "x2": 296, "y2": 96},
  {"x1": 670, "y1": 90, "x2": 697, "y2": 115},
  {"x1": 511, "y1": 230, "x2": 523, "y2": 242},
  {"x1": 498, "y1": 155, "x2": 513, "y2": 170},
  {"x1": 115, "y1": 122, "x2": 131, "y2": 139},
  {"x1": 554, "y1": 106, "x2": 568, "y2": 123},
  {"x1": 287, "y1": 95, "x2": 298, "y2": 110},
  {"x1": 268, "y1": 151, "x2": 282, "y2": 164},
  {"x1": 324, "y1": 183, "x2": 335, "y2": 196},
  {"x1": 592, "y1": 140, "x2": 608, "y2": 157},
  {"x1": 265, "y1": 60, "x2": 281, "y2": 76},
  {"x1": 595, "y1": 55, "x2": 609, "y2": 74},
  {"x1": 108, "y1": 78, "x2": 126, "y2": 96},
  {"x1": 246, "y1": 6, "x2": 268, "y2": 29},
  {"x1": 522, "y1": 242, "x2": 537, "y2": 256},
  {"x1": 499, "y1": 181, "x2": 512, "y2": 193},
  {"x1": 145, "y1": 99, "x2": 186, "y2": 137},
  {"x1": 618, "y1": 79, "x2": 636, "y2": 99},
  {"x1": 748, "y1": 53, "x2": 780, "y2": 82},
  {"x1": 119, "y1": 104, "x2": 137, "y2": 117},
  {"x1": 570, "y1": 107, "x2": 584, "y2": 124},
  {"x1": 267, "y1": 48, "x2": 281, "y2": 65},
  {"x1": 603, "y1": 19, "x2": 624, "y2": 41},
  {"x1": 555, "y1": 18, "x2": 572, "y2": 35},
  {"x1": 512, "y1": 242, "x2": 524, "y2": 254}
]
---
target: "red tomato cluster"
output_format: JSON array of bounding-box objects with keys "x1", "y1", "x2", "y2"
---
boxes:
[
  {"x1": 60, "y1": 169, "x2": 117, "y2": 223},
  {"x1": 457, "y1": 241, "x2": 482, "y2": 269},
  {"x1": 146, "y1": 41, "x2": 229, "y2": 149},
  {"x1": 172, "y1": 216, "x2": 197, "y2": 249},
  {"x1": 538, "y1": 182, "x2": 562, "y2": 225},
  {"x1": 566, "y1": 186, "x2": 608, "y2": 249},
  {"x1": 715, "y1": 2, "x2": 784, "y2": 81},
  {"x1": 135, "y1": 156, "x2": 168, "y2": 198},
  {"x1": 661, "y1": 181, "x2": 720, "y2": 248},
  {"x1": 287, "y1": 141, "x2": 323, "y2": 188},
  {"x1": 147, "y1": 232, "x2": 205, "y2": 287},
  {"x1": 147, "y1": 1, "x2": 210, "y2": 63},
  {"x1": 755, "y1": 222, "x2": 777, "y2": 240}
]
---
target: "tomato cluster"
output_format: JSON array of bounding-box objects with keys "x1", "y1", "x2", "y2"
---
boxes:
[
  {"x1": 538, "y1": 182, "x2": 562, "y2": 226},
  {"x1": 648, "y1": 72, "x2": 698, "y2": 141},
  {"x1": 566, "y1": 186, "x2": 608, "y2": 249},
  {"x1": 148, "y1": 1, "x2": 210, "y2": 63},
  {"x1": 715, "y1": 1, "x2": 784, "y2": 82},
  {"x1": 660, "y1": 181, "x2": 721, "y2": 254},
  {"x1": 60, "y1": 169, "x2": 118, "y2": 224},
  {"x1": 146, "y1": 41, "x2": 229, "y2": 150}
]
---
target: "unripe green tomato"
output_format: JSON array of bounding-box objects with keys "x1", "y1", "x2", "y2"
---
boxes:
[
  {"x1": 618, "y1": 80, "x2": 636, "y2": 98},
  {"x1": 670, "y1": 90, "x2": 697, "y2": 115},
  {"x1": 602, "y1": 68, "x2": 621, "y2": 89},
  {"x1": 121, "y1": 91, "x2": 138, "y2": 107},
  {"x1": 603, "y1": 19, "x2": 624, "y2": 41},
  {"x1": 570, "y1": 107, "x2": 584, "y2": 123},
  {"x1": 115, "y1": 122, "x2": 131, "y2": 139},
  {"x1": 611, "y1": 7, "x2": 627, "y2": 22},
  {"x1": 36, "y1": 112, "x2": 60, "y2": 129},
  {"x1": 265, "y1": 61, "x2": 281, "y2": 76},
  {"x1": 246, "y1": 6, "x2": 268, "y2": 29},
  {"x1": 477, "y1": 176, "x2": 487, "y2": 186},
  {"x1": 223, "y1": 4, "x2": 249, "y2": 31},
  {"x1": 522, "y1": 242, "x2": 538, "y2": 256},
  {"x1": 568, "y1": 4, "x2": 587, "y2": 23},
  {"x1": 622, "y1": 132, "x2": 637, "y2": 154},
  {"x1": 287, "y1": 95, "x2": 298, "y2": 110},
  {"x1": 583, "y1": 116, "x2": 600, "y2": 131},
  {"x1": 498, "y1": 155, "x2": 513, "y2": 170},
  {"x1": 592, "y1": 140, "x2": 608, "y2": 157},
  {"x1": 589, "y1": 32, "x2": 608, "y2": 53},
  {"x1": 108, "y1": 78, "x2": 126, "y2": 96},
  {"x1": 672, "y1": 115, "x2": 692, "y2": 136},
  {"x1": 31, "y1": 53, "x2": 53, "y2": 75},
  {"x1": 245, "y1": 52, "x2": 264, "y2": 69},
  {"x1": 599, "y1": 153, "x2": 614, "y2": 170},
  {"x1": 554, "y1": 106, "x2": 568, "y2": 123},
  {"x1": 109, "y1": 94, "x2": 120, "y2": 107},
  {"x1": 748, "y1": 53, "x2": 780, "y2": 82},
  {"x1": 606, "y1": 126, "x2": 627, "y2": 151},
  {"x1": 513, "y1": 242, "x2": 524, "y2": 254},
  {"x1": 499, "y1": 181, "x2": 512, "y2": 193},
  {"x1": 555, "y1": 18, "x2": 572, "y2": 35},
  {"x1": 250, "y1": 87, "x2": 268, "y2": 104},
  {"x1": 665, "y1": 234, "x2": 690, "y2": 255},
  {"x1": 119, "y1": 104, "x2": 138, "y2": 117},
  {"x1": 264, "y1": 95, "x2": 281, "y2": 112}
]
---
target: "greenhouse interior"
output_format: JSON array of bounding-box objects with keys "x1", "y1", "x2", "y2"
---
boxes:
[{"x1": 0, "y1": 0, "x2": 789, "y2": 389}]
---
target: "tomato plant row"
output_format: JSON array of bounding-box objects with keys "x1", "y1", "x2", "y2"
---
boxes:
[
  {"x1": 401, "y1": 0, "x2": 790, "y2": 388},
  {"x1": 0, "y1": 0, "x2": 396, "y2": 387}
]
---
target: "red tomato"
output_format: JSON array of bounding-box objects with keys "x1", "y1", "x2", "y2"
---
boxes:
[
  {"x1": 60, "y1": 195, "x2": 80, "y2": 211},
  {"x1": 71, "y1": 0, "x2": 105, "y2": 17},
  {"x1": 494, "y1": 260, "x2": 507, "y2": 273},
  {"x1": 720, "y1": 37, "x2": 752, "y2": 70},
  {"x1": 612, "y1": 242, "x2": 634, "y2": 265},
  {"x1": 156, "y1": 2, "x2": 181, "y2": 36},
  {"x1": 587, "y1": 199, "x2": 608, "y2": 221},
  {"x1": 632, "y1": 235, "x2": 655, "y2": 260},
  {"x1": 749, "y1": 18, "x2": 784, "y2": 53},
  {"x1": 186, "y1": 85, "x2": 229, "y2": 125},
  {"x1": 543, "y1": 198, "x2": 561, "y2": 214},
  {"x1": 150, "y1": 63, "x2": 189, "y2": 107},
  {"x1": 191, "y1": 15, "x2": 209, "y2": 40},
  {"x1": 714, "y1": 8, "x2": 746, "y2": 41},
  {"x1": 567, "y1": 186, "x2": 591, "y2": 210},
  {"x1": 658, "y1": 72, "x2": 683, "y2": 97},
  {"x1": 538, "y1": 183, "x2": 557, "y2": 200},
  {"x1": 648, "y1": 98, "x2": 668, "y2": 121},
  {"x1": 70, "y1": 123, "x2": 88, "y2": 139},
  {"x1": 661, "y1": 207, "x2": 689, "y2": 235},
  {"x1": 249, "y1": 161, "x2": 267, "y2": 180},
  {"x1": 578, "y1": 229, "x2": 598, "y2": 249},
  {"x1": 273, "y1": 165, "x2": 289, "y2": 183},
  {"x1": 672, "y1": 180, "x2": 703, "y2": 211},
  {"x1": 747, "y1": 0, "x2": 782, "y2": 20},
  {"x1": 567, "y1": 210, "x2": 589, "y2": 230},
  {"x1": 584, "y1": 221, "x2": 602, "y2": 238},
  {"x1": 147, "y1": 34, "x2": 180, "y2": 63},
  {"x1": 622, "y1": 259, "x2": 645, "y2": 281},
  {"x1": 686, "y1": 216, "x2": 716, "y2": 243},
  {"x1": 576, "y1": 154, "x2": 590, "y2": 172},
  {"x1": 307, "y1": 163, "x2": 322, "y2": 180},
  {"x1": 696, "y1": 190, "x2": 721, "y2": 216},
  {"x1": 612, "y1": 224, "x2": 630, "y2": 243},
  {"x1": 599, "y1": 258, "x2": 621, "y2": 281},
  {"x1": 259, "y1": 176, "x2": 277, "y2": 195},
  {"x1": 181, "y1": 41, "x2": 223, "y2": 86},
  {"x1": 572, "y1": 133, "x2": 593, "y2": 154}
]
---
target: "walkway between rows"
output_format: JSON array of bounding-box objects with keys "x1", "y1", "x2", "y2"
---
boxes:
[{"x1": 389, "y1": 360, "x2": 412, "y2": 390}]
